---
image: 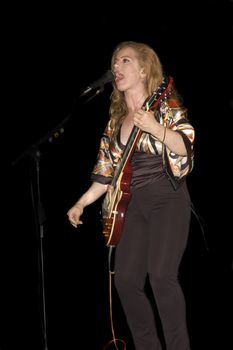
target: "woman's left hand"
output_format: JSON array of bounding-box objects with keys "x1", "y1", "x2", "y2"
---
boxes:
[{"x1": 133, "y1": 109, "x2": 158, "y2": 133}]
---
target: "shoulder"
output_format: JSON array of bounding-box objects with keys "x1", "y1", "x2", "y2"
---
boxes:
[
  {"x1": 103, "y1": 119, "x2": 115, "y2": 138},
  {"x1": 160, "y1": 98, "x2": 187, "y2": 122}
]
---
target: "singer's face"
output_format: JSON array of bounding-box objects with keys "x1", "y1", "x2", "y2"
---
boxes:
[{"x1": 112, "y1": 47, "x2": 145, "y2": 92}]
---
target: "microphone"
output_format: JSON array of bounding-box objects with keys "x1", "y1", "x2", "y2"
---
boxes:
[{"x1": 80, "y1": 70, "x2": 113, "y2": 96}]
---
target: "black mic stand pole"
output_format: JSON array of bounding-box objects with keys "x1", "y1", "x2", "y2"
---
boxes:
[
  {"x1": 31, "y1": 145, "x2": 48, "y2": 350},
  {"x1": 11, "y1": 113, "x2": 71, "y2": 350}
]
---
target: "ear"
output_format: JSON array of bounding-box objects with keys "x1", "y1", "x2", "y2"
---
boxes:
[{"x1": 140, "y1": 68, "x2": 146, "y2": 78}]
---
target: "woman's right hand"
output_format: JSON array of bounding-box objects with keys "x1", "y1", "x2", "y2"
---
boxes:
[
  {"x1": 67, "y1": 203, "x2": 84, "y2": 228},
  {"x1": 67, "y1": 182, "x2": 108, "y2": 228}
]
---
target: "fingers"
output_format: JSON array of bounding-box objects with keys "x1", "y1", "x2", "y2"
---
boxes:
[
  {"x1": 70, "y1": 219, "x2": 83, "y2": 228},
  {"x1": 134, "y1": 111, "x2": 146, "y2": 128},
  {"x1": 134, "y1": 110, "x2": 146, "y2": 122},
  {"x1": 134, "y1": 110, "x2": 155, "y2": 130},
  {"x1": 67, "y1": 210, "x2": 83, "y2": 228},
  {"x1": 71, "y1": 221, "x2": 83, "y2": 228}
]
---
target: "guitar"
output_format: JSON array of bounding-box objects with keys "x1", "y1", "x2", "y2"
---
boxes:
[{"x1": 102, "y1": 76, "x2": 174, "y2": 246}]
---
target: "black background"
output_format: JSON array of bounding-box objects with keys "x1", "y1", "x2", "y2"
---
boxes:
[{"x1": 4, "y1": 1, "x2": 233, "y2": 349}]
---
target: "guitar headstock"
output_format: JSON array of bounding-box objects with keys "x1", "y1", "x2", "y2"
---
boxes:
[{"x1": 144, "y1": 76, "x2": 174, "y2": 111}]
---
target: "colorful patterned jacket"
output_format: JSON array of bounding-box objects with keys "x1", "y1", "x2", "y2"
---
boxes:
[{"x1": 91, "y1": 98, "x2": 195, "y2": 188}]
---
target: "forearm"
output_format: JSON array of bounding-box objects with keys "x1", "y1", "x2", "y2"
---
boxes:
[
  {"x1": 151, "y1": 123, "x2": 187, "y2": 156},
  {"x1": 73, "y1": 182, "x2": 108, "y2": 209}
]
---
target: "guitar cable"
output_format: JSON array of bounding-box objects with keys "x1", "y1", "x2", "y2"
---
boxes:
[{"x1": 102, "y1": 246, "x2": 127, "y2": 350}]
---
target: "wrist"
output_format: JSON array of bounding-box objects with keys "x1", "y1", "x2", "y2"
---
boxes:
[
  {"x1": 151, "y1": 123, "x2": 166, "y2": 143},
  {"x1": 74, "y1": 202, "x2": 84, "y2": 210}
]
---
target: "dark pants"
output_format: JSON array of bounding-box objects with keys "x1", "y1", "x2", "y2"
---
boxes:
[{"x1": 114, "y1": 177, "x2": 191, "y2": 350}]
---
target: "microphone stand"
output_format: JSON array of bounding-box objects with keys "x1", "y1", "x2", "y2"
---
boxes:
[
  {"x1": 11, "y1": 114, "x2": 71, "y2": 350},
  {"x1": 11, "y1": 78, "x2": 111, "y2": 349}
]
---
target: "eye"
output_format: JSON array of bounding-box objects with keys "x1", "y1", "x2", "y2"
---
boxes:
[{"x1": 122, "y1": 57, "x2": 130, "y2": 64}]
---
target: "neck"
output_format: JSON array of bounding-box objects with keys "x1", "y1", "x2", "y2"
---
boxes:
[{"x1": 125, "y1": 92, "x2": 147, "y2": 112}]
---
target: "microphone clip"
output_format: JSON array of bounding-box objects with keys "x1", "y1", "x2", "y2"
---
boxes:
[{"x1": 79, "y1": 70, "x2": 113, "y2": 98}]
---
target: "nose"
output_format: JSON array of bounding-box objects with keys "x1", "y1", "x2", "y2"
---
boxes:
[{"x1": 113, "y1": 62, "x2": 120, "y2": 72}]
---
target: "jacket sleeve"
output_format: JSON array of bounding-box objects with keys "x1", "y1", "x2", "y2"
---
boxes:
[
  {"x1": 160, "y1": 100, "x2": 195, "y2": 182},
  {"x1": 90, "y1": 120, "x2": 115, "y2": 185}
]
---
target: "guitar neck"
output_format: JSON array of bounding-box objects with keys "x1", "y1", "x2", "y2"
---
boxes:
[
  {"x1": 111, "y1": 76, "x2": 173, "y2": 188},
  {"x1": 112, "y1": 126, "x2": 141, "y2": 187}
]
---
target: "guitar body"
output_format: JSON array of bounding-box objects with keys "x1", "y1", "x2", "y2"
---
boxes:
[
  {"x1": 102, "y1": 162, "x2": 133, "y2": 246},
  {"x1": 102, "y1": 76, "x2": 174, "y2": 246}
]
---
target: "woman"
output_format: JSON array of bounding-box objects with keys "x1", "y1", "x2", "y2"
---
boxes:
[{"x1": 67, "y1": 41, "x2": 194, "y2": 350}]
